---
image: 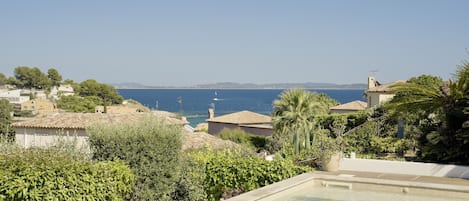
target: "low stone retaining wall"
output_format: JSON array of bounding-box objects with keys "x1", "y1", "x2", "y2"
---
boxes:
[{"x1": 339, "y1": 158, "x2": 469, "y2": 179}]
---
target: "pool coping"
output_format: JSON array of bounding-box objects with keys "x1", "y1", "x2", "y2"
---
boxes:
[{"x1": 225, "y1": 171, "x2": 469, "y2": 201}]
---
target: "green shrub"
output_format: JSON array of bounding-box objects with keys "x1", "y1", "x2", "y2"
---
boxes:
[
  {"x1": 188, "y1": 149, "x2": 310, "y2": 201},
  {"x1": 218, "y1": 129, "x2": 269, "y2": 151},
  {"x1": 0, "y1": 148, "x2": 134, "y2": 201},
  {"x1": 369, "y1": 135, "x2": 410, "y2": 155},
  {"x1": 0, "y1": 99, "x2": 15, "y2": 142},
  {"x1": 13, "y1": 110, "x2": 35, "y2": 117},
  {"x1": 87, "y1": 117, "x2": 182, "y2": 201},
  {"x1": 171, "y1": 154, "x2": 207, "y2": 201}
]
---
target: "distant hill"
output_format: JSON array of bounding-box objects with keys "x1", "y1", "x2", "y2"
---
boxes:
[
  {"x1": 111, "y1": 82, "x2": 151, "y2": 89},
  {"x1": 194, "y1": 82, "x2": 367, "y2": 89},
  {"x1": 113, "y1": 82, "x2": 367, "y2": 89}
]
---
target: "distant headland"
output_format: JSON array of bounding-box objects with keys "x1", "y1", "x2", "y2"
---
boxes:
[{"x1": 112, "y1": 82, "x2": 367, "y2": 90}]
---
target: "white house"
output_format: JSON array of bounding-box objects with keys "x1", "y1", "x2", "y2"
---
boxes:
[
  {"x1": 0, "y1": 89, "x2": 30, "y2": 104},
  {"x1": 50, "y1": 84, "x2": 75, "y2": 100},
  {"x1": 365, "y1": 77, "x2": 405, "y2": 108}
]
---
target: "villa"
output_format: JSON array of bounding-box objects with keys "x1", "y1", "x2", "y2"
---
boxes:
[
  {"x1": 365, "y1": 76, "x2": 405, "y2": 108},
  {"x1": 0, "y1": 89, "x2": 30, "y2": 105},
  {"x1": 12, "y1": 112, "x2": 188, "y2": 148},
  {"x1": 50, "y1": 84, "x2": 75, "y2": 100}
]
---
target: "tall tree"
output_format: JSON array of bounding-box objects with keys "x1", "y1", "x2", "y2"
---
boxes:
[
  {"x1": 271, "y1": 88, "x2": 338, "y2": 151},
  {"x1": 0, "y1": 99, "x2": 15, "y2": 142},
  {"x1": 47, "y1": 68, "x2": 62, "y2": 87}
]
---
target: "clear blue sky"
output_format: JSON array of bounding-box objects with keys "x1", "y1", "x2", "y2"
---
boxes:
[{"x1": 1, "y1": 0, "x2": 468, "y2": 86}]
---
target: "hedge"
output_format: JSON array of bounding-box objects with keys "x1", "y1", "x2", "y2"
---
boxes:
[
  {"x1": 0, "y1": 148, "x2": 134, "y2": 201},
  {"x1": 188, "y1": 149, "x2": 310, "y2": 200}
]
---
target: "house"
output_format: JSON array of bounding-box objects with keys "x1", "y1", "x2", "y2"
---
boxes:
[
  {"x1": 207, "y1": 110, "x2": 273, "y2": 136},
  {"x1": 21, "y1": 99, "x2": 58, "y2": 114},
  {"x1": 12, "y1": 112, "x2": 188, "y2": 148},
  {"x1": 329, "y1": 100, "x2": 368, "y2": 114},
  {"x1": 50, "y1": 84, "x2": 75, "y2": 100},
  {"x1": 365, "y1": 77, "x2": 405, "y2": 108},
  {"x1": 0, "y1": 89, "x2": 30, "y2": 104},
  {"x1": 95, "y1": 101, "x2": 150, "y2": 114}
]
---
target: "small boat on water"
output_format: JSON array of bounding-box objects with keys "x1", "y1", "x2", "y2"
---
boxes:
[{"x1": 213, "y1": 91, "x2": 221, "y2": 101}]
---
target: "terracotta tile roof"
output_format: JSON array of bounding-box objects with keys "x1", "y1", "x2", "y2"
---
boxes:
[
  {"x1": 329, "y1": 100, "x2": 368, "y2": 111},
  {"x1": 182, "y1": 131, "x2": 240, "y2": 151},
  {"x1": 367, "y1": 80, "x2": 406, "y2": 93},
  {"x1": 12, "y1": 112, "x2": 187, "y2": 129},
  {"x1": 208, "y1": 110, "x2": 272, "y2": 125}
]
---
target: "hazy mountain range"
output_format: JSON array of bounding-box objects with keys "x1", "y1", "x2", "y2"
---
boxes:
[{"x1": 112, "y1": 82, "x2": 367, "y2": 89}]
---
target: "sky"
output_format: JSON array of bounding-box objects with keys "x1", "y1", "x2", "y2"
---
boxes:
[{"x1": 1, "y1": 0, "x2": 469, "y2": 86}]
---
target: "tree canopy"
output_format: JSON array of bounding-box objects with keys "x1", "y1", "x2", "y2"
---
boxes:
[
  {"x1": 14, "y1": 66, "x2": 50, "y2": 89},
  {"x1": 8, "y1": 66, "x2": 64, "y2": 89},
  {"x1": 57, "y1": 95, "x2": 101, "y2": 113},
  {"x1": 47, "y1": 68, "x2": 62, "y2": 87},
  {"x1": 77, "y1": 79, "x2": 123, "y2": 105}
]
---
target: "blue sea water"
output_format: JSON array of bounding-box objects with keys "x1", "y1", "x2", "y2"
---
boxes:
[{"x1": 118, "y1": 89, "x2": 365, "y2": 127}]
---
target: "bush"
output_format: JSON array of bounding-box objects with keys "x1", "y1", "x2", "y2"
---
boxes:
[
  {"x1": 188, "y1": 149, "x2": 310, "y2": 201},
  {"x1": 13, "y1": 110, "x2": 35, "y2": 117},
  {"x1": 218, "y1": 129, "x2": 269, "y2": 151},
  {"x1": 0, "y1": 148, "x2": 134, "y2": 201},
  {"x1": 87, "y1": 117, "x2": 183, "y2": 201},
  {"x1": 0, "y1": 99, "x2": 15, "y2": 142},
  {"x1": 171, "y1": 154, "x2": 207, "y2": 201}
]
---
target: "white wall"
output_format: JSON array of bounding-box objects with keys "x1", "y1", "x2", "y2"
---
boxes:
[
  {"x1": 340, "y1": 158, "x2": 469, "y2": 179},
  {"x1": 0, "y1": 90, "x2": 30, "y2": 104},
  {"x1": 367, "y1": 93, "x2": 395, "y2": 108},
  {"x1": 15, "y1": 127, "x2": 89, "y2": 150}
]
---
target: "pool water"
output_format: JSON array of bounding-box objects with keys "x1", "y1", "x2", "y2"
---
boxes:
[{"x1": 263, "y1": 182, "x2": 467, "y2": 201}]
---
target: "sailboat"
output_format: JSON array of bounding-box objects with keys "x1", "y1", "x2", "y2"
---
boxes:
[{"x1": 213, "y1": 91, "x2": 220, "y2": 101}]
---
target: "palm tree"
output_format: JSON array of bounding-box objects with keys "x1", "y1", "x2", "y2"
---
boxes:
[
  {"x1": 271, "y1": 88, "x2": 338, "y2": 151},
  {"x1": 388, "y1": 63, "x2": 469, "y2": 163}
]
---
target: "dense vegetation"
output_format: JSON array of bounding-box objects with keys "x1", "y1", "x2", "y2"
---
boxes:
[
  {"x1": 1, "y1": 66, "x2": 123, "y2": 112},
  {"x1": 0, "y1": 145, "x2": 134, "y2": 201},
  {"x1": 86, "y1": 116, "x2": 309, "y2": 201},
  {"x1": 87, "y1": 117, "x2": 183, "y2": 200},
  {"x1": 387, "y1": 61, "x2": 469, "y2": 164},
  {"x1": 188, "y1": 149, "x2": 310, "y2": 201},
  {"x1": 0, "y1": 99, "x2": 14, "y2": 142}
]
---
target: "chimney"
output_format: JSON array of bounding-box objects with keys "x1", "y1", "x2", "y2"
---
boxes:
[
  {"x1": 208, "y1": 108, "x2": 214, "y2": 119},
  {"x1": 368, "y1": 76, "x2": 376, "y2": 89}
]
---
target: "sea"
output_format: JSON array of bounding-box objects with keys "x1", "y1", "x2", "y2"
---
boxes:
[{"x1": 118, "y1": 89, "x2": 366, "y2": 127}]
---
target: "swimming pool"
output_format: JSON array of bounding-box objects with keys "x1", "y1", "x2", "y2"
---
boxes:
[
  {"x1": 263, "y1": 180, "x2": 467, "y2": 201},
  {"x1": 227, "y1": 172, "x2": 469, "y2": 201}
]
